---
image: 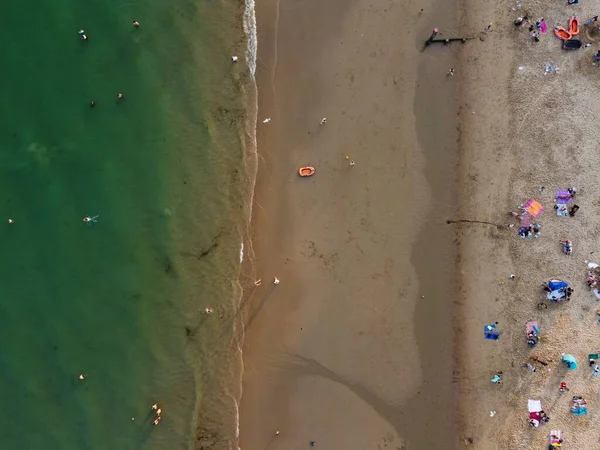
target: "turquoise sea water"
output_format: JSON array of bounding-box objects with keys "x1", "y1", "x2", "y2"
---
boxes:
[{"x1": 0, "y1": 0, "x2": 253, "y2": 448}]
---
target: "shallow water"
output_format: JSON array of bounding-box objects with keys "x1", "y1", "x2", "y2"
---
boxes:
[{"x1": 0, "y1": 0, "x2": 251, "y2": 448}]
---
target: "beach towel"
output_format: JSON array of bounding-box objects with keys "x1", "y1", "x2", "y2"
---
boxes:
[
  {"x1": 524, "y1": 199, "x2": 543, "y2": 217},
  {"x1": 519, "y1": 212, "x2": 533, "y2": 227},
  {"x1": 556, "y1": 190, "x2": 574, "y2": 204},
  {"x1": 526, "y1": 321, "x2": 539, "y2": 336},
  {"x1": 528, "y1": 399, "x2": 542, "y2": 412},
  {"x1": 484, "y1": 332, "x2": 500, "y2": 340},
  {"x1": 550, "y1": 430, "x2": 563, "y2": 448},
  {"x1": 556, "y1": 204, "x2": 568, "y2": 216}
]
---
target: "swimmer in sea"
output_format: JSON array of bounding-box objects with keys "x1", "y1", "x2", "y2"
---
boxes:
[
  {"x1": 133, "y1": 20, "x2": 140, "y2": 27},
  {"x1": 83, "y1": 216, "x2": 98, "y2": 223},
  {"x1": 89, "y1": 101, "x2": 95, "y2": 108}
]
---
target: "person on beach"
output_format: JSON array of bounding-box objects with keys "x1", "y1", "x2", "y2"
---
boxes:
[
  {"x1": 133, "y1": 20, "x2": 140, "y2": 27},
  {"x1": 273, "y1": 277, "x2": 280, "y2": 285},
  {"x1": 427, "y1": 28, "x2": 438, "y2": 43},
  {"x1": 320, "y1": 118, "x2": 327, "y2": 125},
  {"x1": 559, "y1": 381, "x2": 569, "y2": 393},
  {"x1": 585, "y1": 15, "x2": 598, "y2": 25},
  {"x1": 529, "y1": 29, "x2": 540, "y2": 42},
  {"x1": 231, "y1": 56, "x2": 238, "y2": 62},
  {"x1": 569, "y1": 204, "x2": 579, "y2": 217},
  {"x1": 447, "y1": 68, "x2": 455, "y2": 76},
  {"x1": 484, "y1": 23, "x2": 492, "y2": 33}
]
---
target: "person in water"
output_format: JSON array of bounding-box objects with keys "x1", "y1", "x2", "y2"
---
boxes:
[
  {"x1": 83, "y1": 216, "x2": 98, "y2": 223},
  {"x1": 133, "y1": 20, "x2": 140, "y2": 27},
  {"x1": 89, "y1": 101, "x2": 95, "y2": 108}
]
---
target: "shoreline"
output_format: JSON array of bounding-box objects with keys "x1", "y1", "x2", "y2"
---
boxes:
[{"x1": 238, "y1": 0, "x2": 463, "y2": 447}]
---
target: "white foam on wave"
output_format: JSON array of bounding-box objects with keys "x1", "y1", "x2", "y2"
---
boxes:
[
  {"x1": 243, "y1": 0, "x2": 257, "y2": 79},
  {"x1": 232, "y1": 1, "x2": 258, "y2": 448}
]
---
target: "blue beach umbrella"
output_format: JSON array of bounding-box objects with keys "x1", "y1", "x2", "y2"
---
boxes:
[{"x1": 562, "y1": 354, "x2": 577, "y2": 370}]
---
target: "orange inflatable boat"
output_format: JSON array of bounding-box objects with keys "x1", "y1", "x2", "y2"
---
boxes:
[
  {"x1": 569, "y1": 15, "x2": 580, "y2": 36},
  {"x1": 554, "y1": 26, "x2": 570, "y2": 40},
  {"x1": 298, "y1": 166, "x2": 315, "y2": 177}
]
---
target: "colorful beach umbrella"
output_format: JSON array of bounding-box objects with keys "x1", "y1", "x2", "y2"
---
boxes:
[{"x1": 524, "y1": 199, "x2": 543, "y2": 217}]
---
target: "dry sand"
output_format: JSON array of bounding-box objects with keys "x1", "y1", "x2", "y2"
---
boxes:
[
  {"x1": 239, "y1": 0, "x2": 465, "y2": 448},
  {"x1": 455, "y1": 0, "x2": 600, "y2": 449}
]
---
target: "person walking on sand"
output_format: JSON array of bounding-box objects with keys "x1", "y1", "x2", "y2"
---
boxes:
[
  {"x1": 447, "y1": 68, "x2": 455, "y2": 76},
  {"x1": 319, "y1": 118, "x2": 327, "y2": 125}
]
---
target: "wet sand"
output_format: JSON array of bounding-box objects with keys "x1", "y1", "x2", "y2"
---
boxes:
[{"x1": 239, "y1": 0, "x2": 463, "y2": 447}]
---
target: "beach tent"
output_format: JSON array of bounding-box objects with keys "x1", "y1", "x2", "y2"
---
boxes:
[
  {"x1": 561, "y1": 354, "x2": 577, "y2": 370},
  {"x1": 524, "y1": 199, "x2": 543, "y2": 217},
  {"x1": 546, "y1": 280, "x2": 571, "y2": 302},
  {"x1": 548, "y1": 280, "x2": 568, "y2": 291}
]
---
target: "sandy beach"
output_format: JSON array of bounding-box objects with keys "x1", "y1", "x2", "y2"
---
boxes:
[
  {"x1": 239, "y1": 0, "x2": 464, "y2": 447},
  {"x1": 454, "y1": 0, "x2": 600, "y2": 448}
]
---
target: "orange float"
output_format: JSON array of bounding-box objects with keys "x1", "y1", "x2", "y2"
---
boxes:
[
  {"x1": 298, "y1": 166, "x2": 315, "y2": 177},
  {"x1": 554, "y1": 26, "x2": 570, "y2": 40},
  {"x1": 569, "y1": 15, "x2": 580, "y2": 36}
]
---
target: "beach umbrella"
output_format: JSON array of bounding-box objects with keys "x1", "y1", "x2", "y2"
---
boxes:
[
  {"x1": 524, "y1": 199, "x2": 543, "y2": 217},
  {"x1": 561, "y1": 354, "x2": 577, "y2": 370}
]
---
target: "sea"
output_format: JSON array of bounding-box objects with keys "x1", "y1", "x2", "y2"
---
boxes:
[{"x1": 0, "y1": 0, "x2": 257, "y2": 448}]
